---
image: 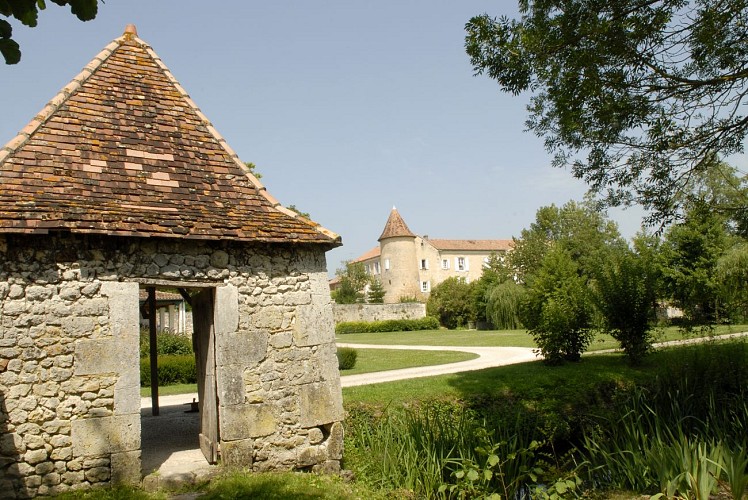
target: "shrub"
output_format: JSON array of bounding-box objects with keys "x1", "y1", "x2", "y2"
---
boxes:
[
  {"x1": 426, "y1": 277, "x2": 475, "y2": 329},
  {"x1": 336, "y1": 316, "x2": 440, "y2": 334},
  {"x1": 139, "y1": 330, "x2": 193, "y2": 357},
  {"x1": 521, "y1": 247, "x2": 594, "y2": 364},
  {"x1": 140, "y1": 355, "x2": 196, "y2": 386},
  {"x1": 337, "y1": 347, "x2": 358, "y2": 370}
]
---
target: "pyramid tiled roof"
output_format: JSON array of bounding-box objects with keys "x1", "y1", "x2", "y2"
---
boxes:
[
  {"x1": 0, "y1": 25, "x2": 340, "y2": 246},
  {"x1": 378, "y1": 207, "x2": 415, "y2": 241}
]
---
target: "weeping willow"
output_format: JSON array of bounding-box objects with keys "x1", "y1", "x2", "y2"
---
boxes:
[{"x1": 485, "y1": 281, "x2": 526, "y2": 330}]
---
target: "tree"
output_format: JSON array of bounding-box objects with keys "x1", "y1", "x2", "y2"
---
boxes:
[
  {"x1": 466, "y1": 1, "x2": 748, "y2": 223},
  {"x1": 521, "y1": 247, "x2": 594, "y2": 364},
  {"x1": 331, "y1": 261, "x2": 369, "y2": 304},
  {"x1": 426, "y1": 277, "x2": 475, "y2": 329},
  {"x1": 509, "y1": 199, "x2": 624, "y2": 284},
  {"x1": 485, "y1": 281, "x2": 526, "y2": 330},
  {"x1": 367, "y1": 278, "x2": 385, "y2": 304},
  {"x1": 1, "y1": 0, "x2": 98, "y2": 64},
  {"x1": 660, "y1": 203, "x2": 731, "y2": 323},
  {"x1": 470, "y1": 252, "x2": 513, "y2": 325},
  {"x1": 593, "y1": 246, "x2": 658, "y2": 365},
  {"x1": 715, "y1": 241, "x2": 748, "y2": 321}
]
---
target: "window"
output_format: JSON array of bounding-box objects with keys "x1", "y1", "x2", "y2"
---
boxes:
[
  {"x1": 457, "y1": 257, "x2": 466, "y2": 271},
  {"x1": 441, "y1": 259, "x2": 449, "y2": 270},
  {"x1": 374, "y1": 262, "x2": 380, "y2": 274},
  {"x1": 365, "y1": 264, "x2": 370, "y2": 274},
  {"x1": 420, "y1": 259, "x2": 429, "y2": 270},
  {"x1": 384, "y1": 259, "x2": 390, "y2": 271},
  {"x1": 421, "y1": 281, "x2": 430, "y2": 292}
]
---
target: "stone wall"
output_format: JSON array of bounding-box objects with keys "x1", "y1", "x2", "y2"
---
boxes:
[
  {"x1": 332, "y1": 303, "x2": 426, "y2": 324},
  {"x1": 0, "y1": 233, "x2": 343, "y2": 497}
]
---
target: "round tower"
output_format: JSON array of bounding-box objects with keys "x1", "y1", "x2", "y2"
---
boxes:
[{"x1": 378, "y1": 207, "x2": 420, "y2": 303}]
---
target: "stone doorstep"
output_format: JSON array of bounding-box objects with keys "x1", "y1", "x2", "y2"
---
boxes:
[{"x1": 142, "y1": 459, "x2": 219, "y2": 493}]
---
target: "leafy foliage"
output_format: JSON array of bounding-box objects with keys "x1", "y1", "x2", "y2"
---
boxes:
[
  {"x1": 485, "y1": 280, "x2": 526, "y2": 330},
  {"x1": 335, "y1": 316, "x2": 439, "y2": 334},
  {"x1": 139, "y1": 330, "x2": 193, "y2": 358},
  {"x1": 332, "y1": 261, "x2": 370, "y2": 304},
  {"x1": 466, "y1": 0, "x2": 748, "y2": 223},
  {"x1": 336, "y1": 347, "x2": 358, "y2": 370},
  {"x1": 661, "y1": 204, "x2": 731, "y2": 323},
  {"x1": 426, "y1": 277, "x2": 475, "y2": 329},
  {"x1": 140, "y1": 355, "x2": 196, "y2": 386},
  {"x1": 366, "y1": 278, "x2": 385, "y2": 303},
  {"x1": 1, "y1": 0, "x2": 98, "y2": 64},
  {"x1": 593, "y1": 246, "x2": 658, "y2": 364},
  {"x1": 715, "y1": 241, "x2": 748, "y2": 322},
  {"x1": 508, "y1": 200, "x2": 623, "y2": 284},
  {"x1": 521, "y1": 247, "x2": 594, "y2": 364}
]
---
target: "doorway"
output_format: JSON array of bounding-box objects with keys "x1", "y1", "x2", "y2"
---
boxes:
[{"x1": 140, "y1": 286, "x2": 220, "y2": 476}]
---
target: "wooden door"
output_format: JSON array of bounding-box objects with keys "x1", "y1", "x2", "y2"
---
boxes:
[{"x1": 191, "y1": 288, "x2": 220, "y2": 463}]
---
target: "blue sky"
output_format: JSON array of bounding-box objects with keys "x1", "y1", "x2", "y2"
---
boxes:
[{"x1": 1, "y1": 1, "x2": 647, "y2": 271}]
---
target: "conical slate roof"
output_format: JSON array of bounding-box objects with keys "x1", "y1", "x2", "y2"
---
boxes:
[
  {"x1": 378, "y1": 207, "x2": 415, "y2": 241},
  {"x1": 0, "y1": 25, "x2": 340, "y2": 246}
]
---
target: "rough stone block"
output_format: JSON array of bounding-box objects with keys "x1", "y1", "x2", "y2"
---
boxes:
[
  {"x1": 74, "y1": 339, "x2": 117, "y2": 376},
  {"x1": 293, "y1": 305, "x2": 334, "y2": 347},
  {"x1": 220, "y1": 404, "x2": 277, "y2": 440},
  {"x1": 71, "y1": 415, "x2": 139, "y2": 458},
  {"x1": 220, "y1": 438, "x2": 254, "y2": 467},
  {"x1": 216, "y1": 330, "x2": 267, "y2": 367},
  {"x1": 110, "y1": 450, "x2": 141, "y2": 486},
  {"x1": 216, "y1": 365, "x2": 245, "y2": 406},
  {"x1": 299, "y1": 382, "x2": 344, "y2": 428},
  {"x1": 215, "y1": 284, "x2": 238, "y2": 335},
  {"x1": 327, "y1": 421, "x2": 344, "y2": 460}
]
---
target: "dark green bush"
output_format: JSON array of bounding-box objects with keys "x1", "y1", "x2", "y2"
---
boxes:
[
  {"x1": 336, "y1": 316, "x2": 439, "y2": 334},
  {"x1": 139, "y1": 330, "x2": 193, "y2": 357},
  {"x1": 140, "y1": 355, "x2": 196, "y2": 386},
  {"x1": 337, "y1": 347, "x2": 358, "y2": 370}
]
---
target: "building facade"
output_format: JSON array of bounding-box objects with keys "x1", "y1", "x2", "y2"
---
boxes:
[{"x1": 354, "y1": 208, "x2": 513, "y2": 303}]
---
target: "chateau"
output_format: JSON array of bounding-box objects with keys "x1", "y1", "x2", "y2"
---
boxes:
[{"x1": 353, "y1": 208, "x2": 513, "y2": 303}]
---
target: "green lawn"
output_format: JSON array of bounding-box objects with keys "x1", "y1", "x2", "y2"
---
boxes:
[
  {"x1": 342, "y1": 337, "x2": 747, "y2": 406},
  {"x1": 336, "y1": 323, "x2": 748, "y2": 350},
  {"x1": 340, "y1": 348, "x2": 477, "y2": 375}
]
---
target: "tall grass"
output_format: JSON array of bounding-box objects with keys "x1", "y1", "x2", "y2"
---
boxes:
[
  {"x1": 580, "y1": 340, "x2": 748, "y2": 498},
  {"x1": 344, "y1": 401, "x2": 552, "y2": 499}
]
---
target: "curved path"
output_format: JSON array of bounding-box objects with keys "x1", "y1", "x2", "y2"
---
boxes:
[{"x1": 337, "y1": 343, "x2": 538, "y2": 387}]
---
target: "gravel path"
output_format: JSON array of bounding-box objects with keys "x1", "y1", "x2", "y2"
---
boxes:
[{"x1": 336, "y1": 343, "x2": 538, "y2": 387}]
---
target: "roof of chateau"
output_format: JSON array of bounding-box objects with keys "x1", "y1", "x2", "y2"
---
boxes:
[
  {"x1": 427, "y1": 239, "x2": 514, "y2": 252},
  {"x1": 0, "y1": 25, "x2": 340, "y2": 247},
  {"x1": 352, "y1": 246, "x2": 381, "y2": 262},
  {"x1": 378, "y1": 207, "x2": 416, "y2": 241}
]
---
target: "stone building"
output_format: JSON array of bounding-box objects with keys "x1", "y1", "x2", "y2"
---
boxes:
[
  {"x1": 353, "y1": 208, "x2": 513, "y2": 303},
  {"x1": 0, "y1": 26, "x2": 344, "y2": 497}
]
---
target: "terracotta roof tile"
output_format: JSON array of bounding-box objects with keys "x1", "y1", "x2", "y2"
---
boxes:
[
  {"x1": 427, "y1": 239, "x2": 514, "y2": 252},
  {"x1": 378, "y1": 207, "x2": 415, "y2": 241},
  {"x1": 352, "y1": 246, "x2": 381, "y2": 263},
  {"x1": 0, "y1": 27, "x2": 340, "y2": 247}
]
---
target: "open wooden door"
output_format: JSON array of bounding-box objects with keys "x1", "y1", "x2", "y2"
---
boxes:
[{"x1": 191, "y1": 288, "x2": 220, "y2": 464}]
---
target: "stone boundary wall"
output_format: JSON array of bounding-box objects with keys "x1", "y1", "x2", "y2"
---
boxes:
[{"x1": 332, "y1": 303, "x2": 426, "y2": 324}]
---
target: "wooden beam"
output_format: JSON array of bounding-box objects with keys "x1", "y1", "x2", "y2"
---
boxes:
[
  {"x1": 147, "y1": 286, "x2": 159, "y2": 416},
  {"x1": 177, "y1": 288, "x2": 193, "y2": 307}
]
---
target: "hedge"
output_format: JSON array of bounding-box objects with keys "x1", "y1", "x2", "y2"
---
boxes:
[
  {"x1": 140, "y1": 355, "x2": 196, "y2": 386},
  {"x1": 336, "y1": 316, "x2": 440, "y2": 334},
  {"x1": 139, "y1": 330, "x2": 193, "y2": 358},
  {"x1": 337, "y1": 347, "x2": 358, "y2": 370}
]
